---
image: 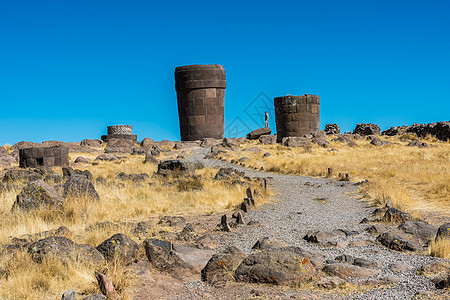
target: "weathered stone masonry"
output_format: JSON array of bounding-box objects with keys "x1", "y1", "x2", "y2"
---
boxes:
[
  {"x1": 19, "y1": 146, "x2": 69, "y2": 168},
  {"x1": 175, "y1": 64, "x2": 226, "y2": 141},
  {"x1": 274, "y1": 94, "x2": 320, "y2": 143},
  {"x1": 101, "y1": 125, "x2": 137, "y2": 142}
]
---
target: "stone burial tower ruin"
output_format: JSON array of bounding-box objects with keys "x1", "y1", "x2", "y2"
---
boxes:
[
  {"x1": 101, "y1": 125, "x2": 137, "y2": 143},
  {"x1": 175, "y1": 64, "x2": 226, "y2": 141},
  {"x1": 19, "y1": 146, "x2": 69, "y2": 168},
  {"x1": 274, "y1": 94, "x2": 320, "y2": 142}
]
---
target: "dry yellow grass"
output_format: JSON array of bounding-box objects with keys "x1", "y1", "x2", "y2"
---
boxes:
[
  {"x1": 225, "y1": 135, "x2": 450, "y2": 223},
  {"x1": 0, "y1": 152, "x2": 267, "y2": 299},
  {"x1": 428, "y1": 238, "x2": 450, "y2": 260}
]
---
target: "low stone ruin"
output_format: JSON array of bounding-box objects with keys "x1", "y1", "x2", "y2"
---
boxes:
[
  {"x1": 19, "y1": 146, "x2": 69, "y2": 168},
  {"x1": 101, "y1": 125, "x2": 137, "y2": 143}
]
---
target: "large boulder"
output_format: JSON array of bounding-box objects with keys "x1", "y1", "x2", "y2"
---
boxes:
[
  {"x1": 353, "y1": 123, "x2": 381, "y2": 136},
  {"x1": 63, "y1": 175, "x2": 100, "y2": 201},
  {"x1": 3, "y1": 169, "x2": 43, "y2": 183},
  {"x1": 247, "y1": 127, "x2": 272, "y2": 140},
  {"x1": 259, "y1": 135, "x2": 277, "y2": 145},
  {"x1": 376, "y1": 231, "x2": 420, "y2": 252},
  {"x1": 322, "y1": 263, "x2": 380, "y2": 278},
  {"x1": 370, "y1": 137, "x2": 392, "y2": 146},
  {"x1": 281, "y1": 137, "x2": 312, "y2": 148},
  {"x1": 28, "y1": 236, "x2": 104, "y2": 266},
  {"x1": 398, "y1": 221, "x2": 437, "y2": 247},
  {"x1": 157, "y1": 160, "x2": 195, "y2": 177},
  {"x1": 143, "y1": 239, "x2": 187, "y2": 271},
  {"x1": 96, "y1": 233, "x2": 139, "y2": 264},
  {"x1": 140, "y1": 137, "x2": 156, "y2": 148},
  {"x1": 435, "y1": 223, "x2": 450, "y2": 242},
  {"x1": 235, "y1": 248, "x2": 316, "y2": 286},
  {"x1": 94, "y1": 153, "x2": 118, "y2": 161},
  {"x1": 201, "y1": 246, "x2": 246, "y2": 286},
  {"x1": 0, "y1": 155, "x2": 16, "y2": 167},
  {"x1": 80, "y1": 139, "x2": 102, "y2": 148},
  {"x1": 13, "y1": 180, "x2": 63, "y2": 211}
]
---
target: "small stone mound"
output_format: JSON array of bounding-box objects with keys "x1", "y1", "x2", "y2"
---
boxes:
[
  {"x1": 324, "y1": 123, "x2": 340, "y2": 135},
  {"x1": 353, "y1": 123, "x2": 381, "y2": 136}
]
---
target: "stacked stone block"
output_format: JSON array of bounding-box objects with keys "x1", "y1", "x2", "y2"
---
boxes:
[
  {"x1": 101, "y1": 125, "x2": 137, "y2": 142},
  {"x1": 175, "y1": 64, "x2": 226, "y2": 141},
  {"x1": 274, "y1": 95, "x2": 320, "y2": 143},
  {"x1": 19, "y1": 146, "x2": 69, "y2": 168}
]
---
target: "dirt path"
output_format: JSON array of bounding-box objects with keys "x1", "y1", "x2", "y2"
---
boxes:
[{"x1": 132, "y1": 147, "x2": 449, "y2": 299}]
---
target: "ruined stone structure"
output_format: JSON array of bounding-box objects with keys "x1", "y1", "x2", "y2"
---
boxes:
[
  {"x1": 19, "y1": 146, "x2": 69, "y2": 168},
  {"x1": 274, "y1": 95, "x2": 320, "y2": 143},
  {"x1": 175, "y1": 64, "x2": 226, "y2": 141},
  {"x1": 101, "y1": 125, "x2": 137, "y2": 142}
]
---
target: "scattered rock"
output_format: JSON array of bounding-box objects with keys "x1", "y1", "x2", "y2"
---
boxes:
[
  {"x1": 322, "y1": 263, "x2": 380, "y2": 279},
  {"x1": 95, "y1": 153, "x2": 118, "y2": 161},
  {"x1": 353, "y1": 123, "x2": 381, "y2": 136},
  {"x1": 13, "y1": 180, "x2": 63, "y2": 211},
  {"x1": 104, "y1": 138, "x2": 135, "y2": 154},
  {"x1": 157, "y1": 160, "x2": 195, "y2": 177},
  {"x1": 398, "y1": 221, "x2": 437, "y2": 246},
  {"x1": 61, "y1": 290, "x2": 75, "y2": 300},
  {"x1": 303, "y1": 230, "x2": 346, "y2": 243},
  {"x1": 381, "y1": 208, "x2": 414, "y2": 224},
  {"x1": 94, "y1": 271, "x2": 121, "y2": 300},
  {"x1": 235, "y1": 248, "x2": 316, "y2": 285},
  {"x1": 63, "y1": 175, "x2": 100, "y2": 201},
  {"x1": 158, "y1": 216, "x2": 186, "y2": 227},
  {"x1": 376, "y1": 231, "x2": 419, "y2": 252},
  {"x1": 96, "y1": 233, "x2": 139, "y2": 264},
  {"x1": 252, "y1": 237, "x2": 286, "y2": 250},
  {"x1": 435, "y1": 274, "x2": 450, "y2": 289},
  {"x1": 259, "y1": 135, "x2": 277, "y2": 145},
  {"x1": 316, "y1": 276, "x2": 345, "y2": 288},
  {"x1": 408, "y1": 140, "x2": 428, "y2": 148},
  {"x1": 281, "y1": 137, "x2": 312, "y2": 148},
  {"x1": 213, "y1": 167, "x2": 245, "y2": 180},
  {"x1": 389, "y1": 263, "x2": 413, "y2": 273},
  {"x1": 202, "y1": 246, "x2": 246, "y2": 287},
  {"x1": 370, "y1": 137, "x2": 393, "y2": 146},
  {"x1": 141, "y1": 137, "x2": 155, "y2": 148},
  {"x1": 3, "y1": 169, "x2": 43, "y2": 183},
  {"x1": 82, "y1": 294, "x2": 107, "y2": 300},
  {"x1": 324, "y1": 124, "x2": 340, "y2": 135},
  {"x1": 435, "y1": 223, "x2": 450, "y2": 242},
  {"x1": 334, "y1": 255, "x2": 378, "y2": 269},
  {"x1": 219, "y1": 215, "x2": 231, "y2": 232},
  {"x1": 247, "y1": 127, "x2": 272, "y2": 140},
  {"x1": 143, "y1": 239, "x2": 186, "y2": 271}
]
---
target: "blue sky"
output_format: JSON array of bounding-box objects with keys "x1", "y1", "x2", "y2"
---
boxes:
[{"x1": 1, "y1": 0, "x2": 449, "y2": 145}]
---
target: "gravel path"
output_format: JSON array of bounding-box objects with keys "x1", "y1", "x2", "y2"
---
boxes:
[{"x1": 184, "y1": 147, "x2": 449, "y2": 299}]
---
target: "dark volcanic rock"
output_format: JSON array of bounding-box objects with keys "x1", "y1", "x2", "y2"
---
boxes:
[
  {"x1": 143, "y1": 239, "x2": 187, "y2": 271},
  {"x1": 63, "y1": 175, "x2": 100, "y2": 201},
  {"x1": 13, "y1": 180, "x2": 63, "y2": 211},
  {"x1": 398, "y1": 221, "x2": 437, "y2": 247},
  {"x1": 370, "y1": 137, "x2": 393, "y2": 146},
  {"x1": 324, "y1": 123, "x2": 340, "y2": 135},
  {"x1": 104, "y1": 138, "x2": 135, "y2": 154},
  {"x1": 382, "y1": 208, "x2": 414, "y2": 224},
  {"x1": 247, "y1": 127, "x2": 272, "y2": 140},
  {"x1": 408, "y1": 140, "x2": 428, "y2": 148},
  {"x1": 259, "y1": 135, "x2": 277, "y2": 145},
  {"x1": 157, "y1": 160, "x2": 195, "y2": 177},
  {"x1": 3, "y1": 169, "x2": 43, "y2": 183},
  {"x1": 435, "y1": 223, "x2": 450, "y2": 242},
  {"x1": 376, "y1": 231, "x2": 419, "y2": 252},
  {"x1": 96, "y1": 233, "x2": 139, "y2": 264},
  {"x1": 235, "y1": 248, "x2": 316, "y2": 285},
  {"x1": 281, "y1": 137, "x2": 312, "y2": 148},
  {"x1": 353, "y1": 123, "x2": 381, "y2": 136},
  {"x1": 322, "y1": 263, "x2": 380, "y2": 278},
  {"x1": 201, "y1": 246, "x2": 246, "y2": 286}
]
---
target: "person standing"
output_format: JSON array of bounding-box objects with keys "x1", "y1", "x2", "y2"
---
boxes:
[{"x1": 264, "y1": 111, "x2": 269, "y2": 128}]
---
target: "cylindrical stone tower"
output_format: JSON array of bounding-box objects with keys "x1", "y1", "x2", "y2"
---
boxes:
[
  {"x1": 175, "y1": 64, "x2": 226, "y2": 141},
  {"x1": 107, "y1": 125, "x2": 133, "y2": 135},
  {"x1": 274, "y1": 94, "x2": 320, "y2": 142}
]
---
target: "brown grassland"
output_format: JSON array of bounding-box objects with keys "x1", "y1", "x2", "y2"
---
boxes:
[{"x1": 0, "y1": 150, "x2": 266, "y2": 299}]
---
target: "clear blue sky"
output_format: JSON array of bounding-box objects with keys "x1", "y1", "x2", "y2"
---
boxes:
[{"x1": 1, "y1": 0, "x2": 449, "y2": 145}]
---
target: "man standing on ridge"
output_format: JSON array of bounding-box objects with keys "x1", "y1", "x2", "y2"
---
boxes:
[{"x1": 265, "y1": 111, "x2": 269, "y2": 128}]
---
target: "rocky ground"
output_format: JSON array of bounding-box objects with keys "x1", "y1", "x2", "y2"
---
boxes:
[
  {"x1": 1, "y1": 131, "x2": 449, "y2": 299},
  {"x1": 128, "y1": 146, "x2": 450, "y2": 299}
]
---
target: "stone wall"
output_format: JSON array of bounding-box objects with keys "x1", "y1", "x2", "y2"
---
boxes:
[
  {"x1": 274, "y1": 95, "x2": 320, "y2": 143},
  {"x1": 101, "y1": 125, "x2": 137, "y2": 142},
  {"x1": 19, "y1": 146, "x2": 69, "y2": 168},
  {"x1": 175, "y1": 64, "x2": 226, "y2": 141}
]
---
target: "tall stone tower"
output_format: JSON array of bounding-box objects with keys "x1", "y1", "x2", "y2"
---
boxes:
[
  {"x1": 274, "y1": 94, "x2": 320, "y2": 142},
  {"x1": 175, "y1": 64, "x2": 226, "y2": 141}
]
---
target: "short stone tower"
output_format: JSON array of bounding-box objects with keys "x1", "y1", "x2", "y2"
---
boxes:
[
  {"x1": 175, "y1": 64, "x2": 226, "y2": 141},
  {"x1": 101, "y1": 125, "x2": 137, "y2": 142},
  {"x1": 19, "y1": 146, "x2": 69, "y2": 168},
  {"x1": 274, "y1": 94, "x2": 320, "y2": 142}
]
